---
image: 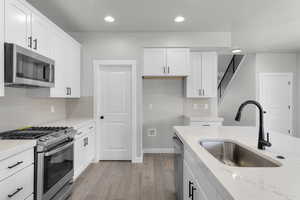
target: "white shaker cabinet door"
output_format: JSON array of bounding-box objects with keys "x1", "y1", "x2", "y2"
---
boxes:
[
  {"x1": 5, "y1": 0, "x2": 31, "y2": 49},
  {"x1": 186, "y1": 52, "x2": 202, "y2": 97},
  {"x1": 50, "y1": 30, "x2": 69, "y2": 97},
  {"x1": 143, "y1": 48, "x2": 166, "y2": 76},
  {"x1": 166, "y1": 48, "x2": 190, "y2": 76},
  {"x1": 201, "y1": 52, "x2": 217, "y2": 98},
  {"x1": 0, "y1": 0, "x2": 4, "y2": 96},
  {"x1": 31, "y1": 12, "x2": 52, "y2": 57}
]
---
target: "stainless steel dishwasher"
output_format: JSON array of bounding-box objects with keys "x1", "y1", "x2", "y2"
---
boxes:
[{"x1": 173, "y1": 134, "x2": 183, "y2": 200}]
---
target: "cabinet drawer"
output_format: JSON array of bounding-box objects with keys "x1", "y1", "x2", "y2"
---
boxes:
[
  {"x1": 0, "y1": 164, "x2": 34, "y2": 200},
  {"x1": 76, "y1": 122, "x2": 95, "y2": 138},
  {"x1": 0, "y1": 148, "x2": 34, "y2": 181}
]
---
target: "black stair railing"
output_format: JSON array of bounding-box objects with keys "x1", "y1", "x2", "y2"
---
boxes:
[{"x1": 218, "y1": 55, "x2": 244, "y2": 102}]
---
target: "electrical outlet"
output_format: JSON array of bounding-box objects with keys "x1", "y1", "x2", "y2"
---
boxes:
[
  {"x1": 147, "y1": 128, "x2": 157, "y2": 136},
  {"x1": 50, "y1": 105, "x2": 55, "y2": 113}
]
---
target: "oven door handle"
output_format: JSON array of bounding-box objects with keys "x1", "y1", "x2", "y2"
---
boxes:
[{"x1": 44, "y1": 142, "x2": 74, "y2": 156}]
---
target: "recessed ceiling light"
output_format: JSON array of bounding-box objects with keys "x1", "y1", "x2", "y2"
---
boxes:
[
  {"x1": 174, "y1": 16, "x2": 185, "y2": 23},
  {"x1": 232, "y1": 49, "x2": 242, "y2": 54},
  {"x1": 104, "y1": 16, "x2": 115, "y2": 23}
]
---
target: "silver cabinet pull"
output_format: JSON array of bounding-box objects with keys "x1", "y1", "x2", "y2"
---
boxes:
[
  {"x1": 8, "y1": 161, "x2": 23, "y2": 169},
  {"x1": 203, "y1": 124, "x2": 210, "y2": 127},
  {"x1": 163, "y1": 66, "x2": 166, "y2": 73},
  {"x1": 8, "y1": 187, "x2": 23, "y2": 198},
  {"x1": 33, "y1": 38, "x2": 38, "y2": 50},
  {"x1": 198, "y1": 89, "x2": 201, "y2": 96},
  {"x1": 28, "y1": 36, "x2": 32, "y2": 48},
  {"x1": 167, "y1": 66, "x2": 170, "y2": 74},
  {"x1": 203, "y1": 89, "x2": 205, "y2": 96},
  {"x1": 89, "y1": 126, "x2": 94, "y2": 130}
]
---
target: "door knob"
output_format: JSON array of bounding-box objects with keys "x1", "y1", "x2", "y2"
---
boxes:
[{"x1": 100, "y1": 116, "x2": 104, "y2": 119}]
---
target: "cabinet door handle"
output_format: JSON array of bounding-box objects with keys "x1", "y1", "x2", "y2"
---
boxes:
[
  {"x1": 33, "y1": 39, "x2": 37, "y2": 50},
  {"x1": 188, "y1": 181, "x2": 193, "y2": 198},
  {"x1": 167, "y1": 66, "x2": 170, "y2": 74},
  {"x1": 198, "y1": 89, "x2": 201, "y2": 96},
  {"x1": 28, "y1": 36, "x2": 32, "y2": 48},
  {"x1": 84, "y1": 137, "x2": 88, "y2": 147},
  {"x1": 163, "y1": 66, "x2": 166, "y2": 73},
  {"x1": 7, "y1": 161, "x2": 23, "y2": 169},
  {"x1": 8, "y1": 187, "x2": 23, "y2": 198},
  {"x1": 191, "y1": 186, "x2": 196, "y2": 200},
  {"x1": 203, "y1": 89, "x2": 205, "y2": 96},
  {"x1": 203, "y1": 124, "x2": 210, "y2": 127},
  {"x1": 89, "y1": 126, "x2": 94, "y2": 130}
]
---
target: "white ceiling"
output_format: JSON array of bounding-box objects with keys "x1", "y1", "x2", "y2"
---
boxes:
[{"x1": 27, "y1": 0, "x2": 300, "y2": 51}]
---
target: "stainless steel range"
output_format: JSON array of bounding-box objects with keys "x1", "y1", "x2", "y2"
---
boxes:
[{"x1": 0, "y1": 127, "x2": 75, "y2": 200}]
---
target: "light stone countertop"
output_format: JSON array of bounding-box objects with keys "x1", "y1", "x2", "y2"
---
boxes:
[
  {"x1": 0, "y1": 140, "x2": 36, "y2": 161},
  {"x1": 183, "y1": 115, "x2": 224, "y2": 122},
  {"x1": 174, "y1": 126, "x2": 300, "y2": 200}
]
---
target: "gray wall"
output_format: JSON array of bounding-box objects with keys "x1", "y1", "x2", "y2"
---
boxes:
[
  {"x1": 256, "y1": 53, "x2": 298, "y2": 135},
  {"x1": 218, "y1": 54, "x2": 257, "y2": 126},
  {"x1": 66, "y1": 31, "x2": 231, "y2": 156},
  {"x1": 219, "y1": 53, "x2": 299, "y2": 136},
  {"x1": 143, "y1": 79, "x2": 184, "y2": 149},
  {"x1": 0, "y1": 88, "x2": 66, "y2": 132},
  {"x1": 143, "y1": 79, "x2": 216, "y2": 150}
]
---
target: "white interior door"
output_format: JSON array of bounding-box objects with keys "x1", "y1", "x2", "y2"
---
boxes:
[
  {"x1": 98, "y1": 66, "x2": 132, "y2": 160},
  {"x1": 259, "y1": 73, "x2": 293, "y2": 135}
]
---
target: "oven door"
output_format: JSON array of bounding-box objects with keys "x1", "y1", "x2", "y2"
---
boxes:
[{"x1": 39, "y1": 141, "x2": 74, "y2": 200}]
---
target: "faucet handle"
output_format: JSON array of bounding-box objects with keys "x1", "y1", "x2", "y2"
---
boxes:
[{"x1": 267, "y1": 132, "x2": 270, "y2": 142}]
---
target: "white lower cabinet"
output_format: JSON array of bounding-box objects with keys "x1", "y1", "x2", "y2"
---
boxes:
[
  {"x1": 183, "y1": 160, "x2": 207, "y2": 200},
  {"x1": 0, "y1": 164, "x2": 33, "y2": 200},
  {"x1": 184, "y1": 148, "x2": 228, "y2": 200},
  {"x1": 74, "y1": 122, "x2": 96, "y2": 179}
]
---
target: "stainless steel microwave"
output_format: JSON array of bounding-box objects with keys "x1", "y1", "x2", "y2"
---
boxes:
[{"x1": 4, "y1": 43, "x2": 55, "y2": 88}]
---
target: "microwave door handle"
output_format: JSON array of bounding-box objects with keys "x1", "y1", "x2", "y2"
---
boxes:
[{"x1": 44, "y1": 141, "x2": 74, "y2": 156}]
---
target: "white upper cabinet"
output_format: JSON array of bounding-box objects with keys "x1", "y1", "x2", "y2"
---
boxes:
[
  {"x1": 143, "y1": 48, "x2": 190, "y2": 76},
  {"x1": 186, "y1": 52, "x2": 217, "y2": 98},
  {"x1": 47, "y1": 29, "x2": 80, "y2": 98},
  {"x1": 5, "y1": 0, "x2": 31, "y2": 49},
  {"x1": 31, "y1": 12, "x2": 51, "y2": 57},
  {"x1": 5, "y1": 0, "x2": 52, "y2": 57},
  {"x1": 143, "y1": 48, "x2": 166, "y2": 76},
  {"x1": 0, "y1": 0, "x2": 4, "y2": 96},
  {"x1": 166, "y1": 48, "x2": 190, "y2": 76}
]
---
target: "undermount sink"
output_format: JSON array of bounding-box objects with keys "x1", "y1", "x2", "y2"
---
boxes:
[{"x1": 199, "y1": 140, "x2": 281, "y2": 167}]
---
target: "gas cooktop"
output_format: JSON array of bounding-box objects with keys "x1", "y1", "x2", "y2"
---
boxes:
[{"x1": 0, "y1": 127, "x2": 69, "y2": 139}]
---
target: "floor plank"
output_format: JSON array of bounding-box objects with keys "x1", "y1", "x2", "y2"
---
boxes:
[{"x1": 69, "y1": 154, "x2": 176, "y2": 200}]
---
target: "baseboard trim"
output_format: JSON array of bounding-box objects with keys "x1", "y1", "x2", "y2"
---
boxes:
[
  {"x1": 143, "y1": 148, "x2": 174, "y2": 154},
  {"x1": 132, "y1": 156, "x2": 143, "y2": 163}
]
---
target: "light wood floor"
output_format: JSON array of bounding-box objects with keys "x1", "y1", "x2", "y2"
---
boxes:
[{"x1": 69, "y1": 154, "x2": 176, "y2": 200}]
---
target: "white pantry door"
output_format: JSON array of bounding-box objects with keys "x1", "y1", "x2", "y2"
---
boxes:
[
  {"x1": 259, "y1": 73, "x2": 293, "y2": 135},
  {"x1": 98, "y1": 66, "x2": 132, "y2": 160}
]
